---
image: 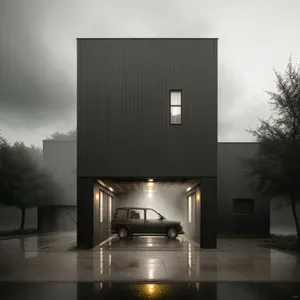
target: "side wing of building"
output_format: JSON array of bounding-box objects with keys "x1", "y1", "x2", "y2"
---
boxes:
[{"x1": 217, "y1": 142, "x2": 270, "y2": 237}]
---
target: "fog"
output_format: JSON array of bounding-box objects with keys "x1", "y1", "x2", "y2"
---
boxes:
[
  {"x1": 270, "y1": 202, "x2": 300, "y2": 235},
  {"x1": 1, "y1": 0, "x2": 300, "y2": 146},
  {"x1": 115, "y1": 184, "x2": 187, "y2": 223}
]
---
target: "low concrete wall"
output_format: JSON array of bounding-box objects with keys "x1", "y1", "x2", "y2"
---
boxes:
[
  {"x1": 38, "y1": 206, "x2": 77, "y2": 233},
  {"x1": 0, "y1": 205, "x2": 37, "y2": 231},
  {"x1": 43, "y1": 140, "x2": 76, "y2": 206}
]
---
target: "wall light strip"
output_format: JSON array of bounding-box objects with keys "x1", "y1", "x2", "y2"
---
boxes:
[{"x1": 97, "y1": 180, "x2": 114, "y2": 193}]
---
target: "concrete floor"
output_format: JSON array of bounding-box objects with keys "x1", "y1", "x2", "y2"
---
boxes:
[{"x1": 0, "y1": 232, "x2": 300, "y2": 282}]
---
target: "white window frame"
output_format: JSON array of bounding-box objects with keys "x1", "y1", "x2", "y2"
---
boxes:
[{"x1": 170, "y1": 90, "x2": 182, "y2": 125}]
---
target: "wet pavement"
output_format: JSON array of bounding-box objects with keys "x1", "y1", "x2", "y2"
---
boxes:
[
  {"x1": 0, "y1": 232, "x2": 300, "y2": 281},
  {"x1": 1, "y1": 282, "x2": 300, "y2": 300}
]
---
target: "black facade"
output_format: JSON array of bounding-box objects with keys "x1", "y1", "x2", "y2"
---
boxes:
[
  {"x1": 77, "y1": 38, "x2": 217, "y2": 178},
  {"x1": 77, "y1": 38, "x2": 218, "y2": 248}
]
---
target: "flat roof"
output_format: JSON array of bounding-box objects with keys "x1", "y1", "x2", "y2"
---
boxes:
[
  {"x1": 43, "y1": 140, "x2": 256, "y2": 144},
  {"x1": 218, "y1": 142, "x2": 258, "y2": 144},
  {"x1": 43, "y1": 139, "x2": 76, "y2": 142},
  {"x1": 77, "y1": 38, "x2": 218, "y2": 40},
  {"x1": 116, "y1": 207, "x2": 157, "y2": 210}
]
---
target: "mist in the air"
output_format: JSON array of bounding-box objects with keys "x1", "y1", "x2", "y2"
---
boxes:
[{"x1": 115, "y1": 184, "x2": 187, "y2": 224}]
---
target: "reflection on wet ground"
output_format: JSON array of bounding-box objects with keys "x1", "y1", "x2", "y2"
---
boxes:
[
  {"x1": 0, "y1": 232, "x2": 300, "y2": 281},
  {"x1": 1, "y1": 282, "x2": 300, "y2": 300},
  {"x1": 103, "y1": 234, "x2": 188, "y2": 250}
]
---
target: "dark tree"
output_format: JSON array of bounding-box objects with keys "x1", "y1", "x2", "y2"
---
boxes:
[
  {"x1": 48, "y1": 127, "x2": 77, "y2": 141},
  {"x1": 245, "y1": 58, "x2": 300, "y2": 248},
  {"x1": 0, "y1": 134, "x2": 61, "y2": 231}
]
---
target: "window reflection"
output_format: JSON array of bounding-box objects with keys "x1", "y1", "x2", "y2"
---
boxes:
[
  {"x1": 141, "y1": 284, "x2": 167, "y2": 298},
  {"x1": 100, "y1": 248, "x2": 103, "y2": 275},
  {"x1": 148, "y1": 268, "x2": 154, "y2": 279},
  {"x1": 109, "y1": 254, "x2": 111, "y2": 275},
  {"x1": 188, "y1": 242, "x2": 192, "y2": 277}
]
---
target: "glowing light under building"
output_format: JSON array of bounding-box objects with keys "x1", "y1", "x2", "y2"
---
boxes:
[{"x1": 145, "y1": 179, "x2": 156, "y2": 193}]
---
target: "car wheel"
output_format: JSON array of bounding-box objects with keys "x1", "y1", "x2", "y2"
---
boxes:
[
  {"x1": 118, "y1": 227, "x2": 129, "y2": 239},
  {"x1": 167, "y1": 227, "x2": 178, "y2": 239}
]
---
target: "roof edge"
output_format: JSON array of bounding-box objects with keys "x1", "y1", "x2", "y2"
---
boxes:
[
  {"x1": 43, "y1": 139, "x2": 76, "y2": 142},
  {"x1": 76, "y1": 38, "x2": 219, "y2": 40},
  {"x1": 42, "y1": 140, "x2": 257, "y2": 144},
  {"x1": 218, "y1": 142, "x2": 258, "y2": 144}
]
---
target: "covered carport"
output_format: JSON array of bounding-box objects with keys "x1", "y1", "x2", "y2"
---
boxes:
[
  {"x1": 103, "y1": 179, "x2": 200, "y2": 239},
  {"x1": 77, "y1": 177, "x2": 217, "y2": 249}
]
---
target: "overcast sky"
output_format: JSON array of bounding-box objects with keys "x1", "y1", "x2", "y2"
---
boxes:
[{"x1": 0, "y1": 0, "x2": 300, "y2": 147}]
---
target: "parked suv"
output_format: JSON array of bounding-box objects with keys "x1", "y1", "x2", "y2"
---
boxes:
[{"x1": 111, "y1": 207, "x2": 185, "y2": 239}]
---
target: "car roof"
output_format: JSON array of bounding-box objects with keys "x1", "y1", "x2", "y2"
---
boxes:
[{"x1": 116, "y1": 207, "x2": 154, "y2": 210}]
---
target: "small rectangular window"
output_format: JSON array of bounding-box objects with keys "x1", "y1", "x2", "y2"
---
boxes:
[
  {"x1": 170, "y1": 90, "x2": 182, "y2": 124},
  {"x1": 100, "y1": 190, "x2": 103, "y2": 223},
  {"x1": 233, "y1": 198, "x2": 254, "y2": 215}
]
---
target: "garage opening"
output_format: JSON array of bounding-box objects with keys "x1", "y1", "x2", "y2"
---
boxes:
[{"x1": 93, "y1": 179, "x2": 201, "y2": 243}]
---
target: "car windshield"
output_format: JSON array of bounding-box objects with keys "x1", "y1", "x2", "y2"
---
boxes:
[{"x1": 146, "y1": 209, "x2": 161, "y2": 220}]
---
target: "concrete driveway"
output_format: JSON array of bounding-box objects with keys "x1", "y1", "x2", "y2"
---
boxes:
[{"x1": 0, "y1": 232, "x2": 300, "y2": 282}]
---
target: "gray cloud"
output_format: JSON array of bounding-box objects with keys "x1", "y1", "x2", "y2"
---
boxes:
[
  {"x1": 0, "y1": 0, "x2": 300, "y2": 146},
  {"x1": 0, "y1": 0, "x2": 76, "y2": 129}
]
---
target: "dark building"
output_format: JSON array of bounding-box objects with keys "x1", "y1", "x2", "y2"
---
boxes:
[
  {"x1": 217, "y1": 143, "x2": 270, "y2": 237},
  {"x1": 77, "y1": 38, "x2": 218, "y2": 249},
  {"x1": 40, "y1": 140, "x2": 276, "y2": 242},
  {"x1": 38, "y1": 140, "x2": 77, "y2": 233}
]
